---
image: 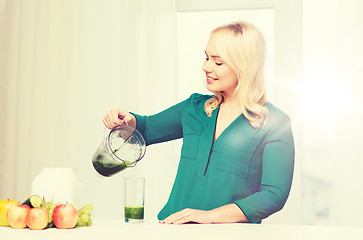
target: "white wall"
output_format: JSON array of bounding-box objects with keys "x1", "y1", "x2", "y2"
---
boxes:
[{"x1": 301, "y1": 0, "x2": 363, "y2": 226}]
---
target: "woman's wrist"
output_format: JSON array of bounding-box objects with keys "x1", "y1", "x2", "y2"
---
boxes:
[
  {"x1": 208, "y1": 203, "x2": 248, "y2": 223},
  {"x1": 208, "y1": 208, "x2": 219, "y2": 224}
]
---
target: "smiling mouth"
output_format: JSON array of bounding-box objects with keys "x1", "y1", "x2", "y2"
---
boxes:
[{"x1": 206, "y1": 76, "x2": 217, "y2": 83}]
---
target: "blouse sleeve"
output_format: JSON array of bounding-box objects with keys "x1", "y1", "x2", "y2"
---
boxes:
[
  {"x1": 234, "y1": 112, "x2": 295, "y2": 223},
  {"x1": 131, "y1": 94, "x2": 200, "y2": 146}
]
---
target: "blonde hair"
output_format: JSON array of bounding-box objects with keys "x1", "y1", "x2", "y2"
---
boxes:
[{"x1": 204, "y1": 21, "x2": 269, "y2": 128}]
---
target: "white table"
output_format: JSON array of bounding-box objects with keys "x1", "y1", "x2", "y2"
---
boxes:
[{"x1": 1, "y1": 219, "x2": 362, "y2": 240}]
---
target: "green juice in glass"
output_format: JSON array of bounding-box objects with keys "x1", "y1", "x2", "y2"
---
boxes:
[{"x1": 125, "y1": 206, "x2": 144, "y2": 222}]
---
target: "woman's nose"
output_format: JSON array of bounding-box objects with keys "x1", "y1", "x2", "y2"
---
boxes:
[{"x1": 202, "y1": 60, "x2": 211, "y2": 73}]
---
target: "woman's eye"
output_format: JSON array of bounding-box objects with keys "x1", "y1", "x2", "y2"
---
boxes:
[
  {"x1": 205, "y1": 57, "x2": 209, "y2": 61},
  {"x1": 216, "y1": 62, "x2": 223, "y2": 66}
]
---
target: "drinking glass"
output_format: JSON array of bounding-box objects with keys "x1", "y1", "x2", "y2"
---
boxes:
[{"x1": 124, "y1": 177, "x2": 145, "y2": 223}]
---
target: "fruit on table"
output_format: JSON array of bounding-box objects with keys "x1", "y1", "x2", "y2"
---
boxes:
[
  {"x1": 0, "y1": 198, "x2": 20, "y2": 226},
  {"x1": 7, "y1": 204, "x2": 30, "y2": 229},
  {"x1": 76, "y1": 204, "x2": 94, "y2": 227},
  {"x1": 52, "y1": 203, "x2": 79, "y2": 229},
  {"x1": 26, "y1": 207, "x2": 49, "y2": 230},
  {"x1": 0, "y1": 195, "x2": 94, "y2": 229},
  {"x1": 42, "y1": 200, "x2": 62, "y2": 228},
  {"x1": 22, "y1": 195, "x2": 43, "y2": 208}
]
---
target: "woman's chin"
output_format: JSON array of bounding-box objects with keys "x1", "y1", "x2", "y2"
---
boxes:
[{"x1": 206, "y1": 83, "x2": 217, "y2": 92}]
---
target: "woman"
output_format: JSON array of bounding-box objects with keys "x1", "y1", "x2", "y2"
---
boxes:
[{"x1": 103, "y1": 21, "x2": 295, "y2": 224}]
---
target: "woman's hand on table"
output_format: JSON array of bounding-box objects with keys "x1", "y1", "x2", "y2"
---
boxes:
[
  {"x1": 159, "y1": 204, "x2": 249, "y2": 224},
  {"x1": 159, "y1": 208, "x2": 215, "y2": 224}
]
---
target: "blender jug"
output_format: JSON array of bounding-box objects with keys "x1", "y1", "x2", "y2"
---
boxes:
[{"x1": 92, "y1": 125, "x2": 146, "y2": 177}]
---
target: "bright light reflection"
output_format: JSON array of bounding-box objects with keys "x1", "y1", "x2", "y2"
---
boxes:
[{"x1": 295, "y1": 71, "x2": 355, "y2": 133}]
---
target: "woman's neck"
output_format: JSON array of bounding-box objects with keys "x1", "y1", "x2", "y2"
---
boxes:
[{"x1": 221, "y1": 92, "x2": 239, "y2": 107}]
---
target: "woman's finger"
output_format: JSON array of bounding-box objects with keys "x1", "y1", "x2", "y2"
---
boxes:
[
  {"x1": 102, "y1": 118, "x2": 110, "y2": 129},
  {"x1": 110, "y1": 110, "x2": 121, "y2": 126},
  {"x1": 161, "y1": 209, "x2": 191, "y2": 224},
  {"x1": 103, "y1": 109, "x2": 124, "y2": 129}
]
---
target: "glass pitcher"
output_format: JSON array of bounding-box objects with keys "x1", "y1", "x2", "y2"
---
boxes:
[{"x1": 92, "y1": 125, "x2": 146, "y2": 177}]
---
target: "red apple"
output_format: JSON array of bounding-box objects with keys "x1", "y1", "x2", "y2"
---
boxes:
[
  {"x1": 7, "y1": 204, "x2": 30, "y2": 229},
  {"x1": 0, "y1": 198, "x2": 20, "y2": 226},
  {"x1": 26, "y1": 207, "x2": 49, "y2": 230},
  {"x1": 52, "y1": 203, "x2": 79, "y2": 229}
]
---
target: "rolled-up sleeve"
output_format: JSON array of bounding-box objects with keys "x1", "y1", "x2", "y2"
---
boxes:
[{"x1": 234, "y1": 114, "x2": 295, "y2": 223}]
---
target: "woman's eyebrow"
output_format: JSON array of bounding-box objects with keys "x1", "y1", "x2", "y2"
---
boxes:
[{"x1": 204, "y1": 51, "x2": 221, "y2": 58}]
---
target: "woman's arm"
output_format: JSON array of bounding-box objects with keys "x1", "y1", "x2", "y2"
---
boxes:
[
  {"x1": 103, "y1": 99, "x2": 188, "y2": 145},
  {"x1": 160, "y1": 203, "x2": 249, "y2": 224},
  {"x1": 132, "y1": 94, "x2": 206, "y2": 146},
  {"x1": 234, "y1": 112, "x2": 295, "y2": 223}
]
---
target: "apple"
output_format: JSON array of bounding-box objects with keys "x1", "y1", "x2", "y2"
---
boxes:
[
  {"x1": 0, "y1": 198, "x2": 20, "y2": 226},
  {"x1": 7, "y1": 204, "x2": 30, "y2": 229},
  {"x1": 52, "y1": 203, "x2": 79, "y2": 229},
  {"x1": 26, "y1": 207, "x2": 49, "y2": 230}
]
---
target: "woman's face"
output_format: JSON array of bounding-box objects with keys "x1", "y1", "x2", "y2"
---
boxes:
[{"x1": 202, "y1": 37, "x2": 238, "y2": 97}]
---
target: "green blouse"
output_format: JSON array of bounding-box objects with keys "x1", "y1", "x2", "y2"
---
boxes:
[{"x1": 133, "y1": 93, "x2": 295, "y2": 223}]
